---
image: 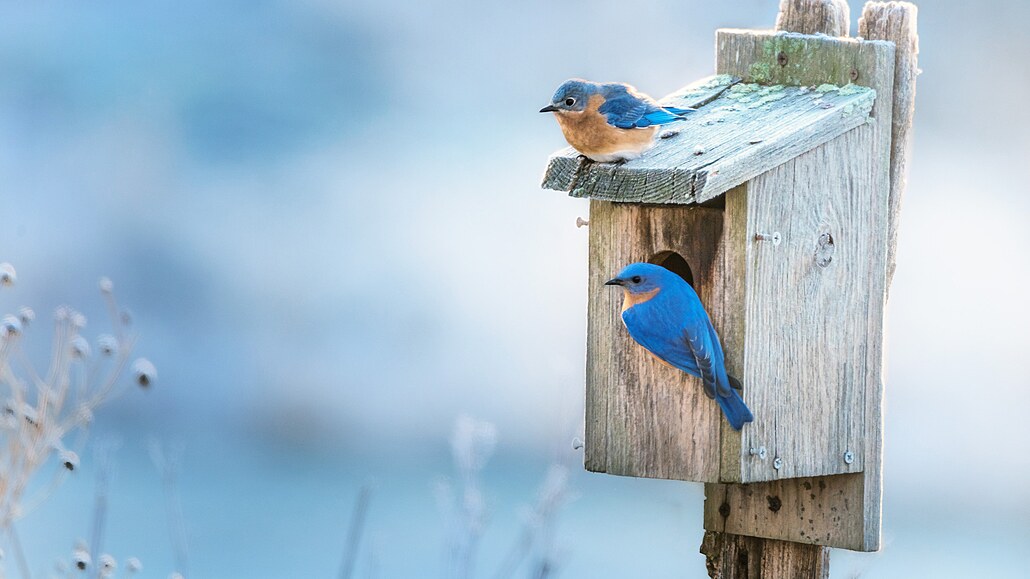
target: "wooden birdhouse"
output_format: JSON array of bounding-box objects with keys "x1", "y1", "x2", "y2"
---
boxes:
[{"x1": 542, "y1": 1, "x2": 918, "y2": 558}]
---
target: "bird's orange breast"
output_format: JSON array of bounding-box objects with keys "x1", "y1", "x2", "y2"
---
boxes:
[
  {"x1": 554, "y1": 94, "x2": 657, "y2": 161},
  {"x1": 621, "y1": 287, "x2": 661, "y2": 313}
]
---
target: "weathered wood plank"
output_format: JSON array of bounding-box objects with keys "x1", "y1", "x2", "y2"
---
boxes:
[
  {"x1": 775, "y1": 0, "x2": 850, "y2": 37},
  {"x1": 705, "y1": 473, "x2": 867, "y2": 551},
  {"x1": 716, "y1": 185, "x2": 749, "y2": 483},
  {"x1": 700, "y1": 530, "x2": 830, "y2": 579},
  {"x1": 541, "y1": 74, "x2": 875, "y2": 205},
  {"x1": 716, "y1": 30, "x2": 893, "y2": 89},
  {"x1": 704, "y1": 24, "x2": 894, "y2": 552},
  {"x1": 859, "y1": 1, "x2": 919, "y2": 290},
  {"x1": 585, "y1": 201, "x2": 727, "y2": 482}
]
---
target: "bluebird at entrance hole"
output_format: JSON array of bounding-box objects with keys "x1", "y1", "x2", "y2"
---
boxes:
[
  {"x1": 606, "y1": 262, "x2": 753, "y2": 430},
  {"x1": 540, "y1": 79, "x2": 693, "y2": 162}
]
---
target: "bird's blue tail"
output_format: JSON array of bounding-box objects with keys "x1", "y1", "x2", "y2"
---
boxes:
[{"x1": 716, "y1": 388, "x2": 754, "y2": 431}]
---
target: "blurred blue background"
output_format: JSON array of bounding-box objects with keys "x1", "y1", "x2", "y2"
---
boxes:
[{"x1": 1, "y1": 0, "x2": 1028, "y2": 577}]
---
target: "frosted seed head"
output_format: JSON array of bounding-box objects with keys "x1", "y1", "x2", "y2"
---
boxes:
[
  {"x1": 125, "y1": 557, "x2": 142, "y2": 573},
  {"x1": 1, "y1": 315, "x2": 21, "y2": 337},
  {"x1": 0, "y1": 263, "x2": 15, "y2": 287},
  {"x1": 54, "y1": 306, "x2": 70, "y2": 322},
  {"x1": 169, "y1": 573, "x2": 185, "y2": 579},
  {"x1": 76, "y1": 405, "x2": 94, "y2": 425},
  {"x1": 70, "y1": 311, "x2": 87, "y2": 329},
  {"x1": 20, "y1": 403, "x2": 38, "y2": 427},
  {"x1": 0, "y1": 402, "x2": 16, "y2": 429},
  {"x1": 99, "y1": 554, "x2": 116, "y2": 574},
  {"x1": 60, "y1": 450, "x2": 80, "y2": 471},
  {"x1": 450, "y1": 415, "x2": 497, "y2": 473},
  {"x1": 98, "y1": 334, "x2": 118, "y2": 356},
  {"x1": 70, "y1": 336, "x2": 91, "y2": 359},
  {"x1": 17, "y1": 306, "x2": 34, "y2": 326},
  {"x1": 133, "y1": 358, "x2": 157, "y2": 387},
  {"x1": 99, "y1": 277, "x2": 114, "y2": 293},
  {"x1": 72, "y1": 548, "x2": 91, "y2": 570}
]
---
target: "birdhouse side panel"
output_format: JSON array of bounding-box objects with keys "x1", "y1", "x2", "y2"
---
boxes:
[
  {"x1": 585, "y1": 201, "x2": 729, "y2": 483},
  {"x1": 735, "y1": 124, "x2": 888, "y2": 484}
]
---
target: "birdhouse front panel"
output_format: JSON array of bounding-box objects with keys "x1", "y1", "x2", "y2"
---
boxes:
[{"x1": 585, "y1": 201, "x2": 730, "y2": 483}]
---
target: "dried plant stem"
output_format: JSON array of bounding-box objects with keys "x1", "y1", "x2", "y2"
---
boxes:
[
  {"x1": 338, "y1": 485, "x2": 372, "y2": 579},
  {"x1": 7, "y1": 523, "x2": 32, "y2": 579},
  {"x1": 151, "y1": 443, "x2": 190, "y2": 576}
]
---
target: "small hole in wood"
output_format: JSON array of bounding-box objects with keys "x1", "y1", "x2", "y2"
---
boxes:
[
  {"x1": 648, "y1": 251, "x2": 694, "y2": 288},
  {"x1": 815, "y1": 232, "x2": 835, "y2": 267}
]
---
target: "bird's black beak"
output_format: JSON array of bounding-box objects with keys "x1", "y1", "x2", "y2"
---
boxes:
[
  {"x1": 604, "y1": 278, "x2": 624, "y2": 286},
  {"x1": 539, "y1": 105, "x2": 559, "y2": 113}
]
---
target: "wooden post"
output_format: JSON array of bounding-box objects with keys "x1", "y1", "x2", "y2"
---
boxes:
[
  {"x1": 701, "y1": 531, "x2": 829, "y2": 579},
  {"x1": 775, "y1": 0, "x2": 850, "y2": 36},
  {"x1": 859, "y1": 2, "x2": 919, "y2": 289}
]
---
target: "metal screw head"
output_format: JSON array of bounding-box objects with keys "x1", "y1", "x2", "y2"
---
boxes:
[
  {"x1": 749, "y1": 446, "x2": 767, "y2": 460},
  {"x1": 755, "y1": 232, "x2": 782, "y2": 246},
  {"x1": 843, "y1": 451, "x2": 854, "y2": 464},
  {"x1": 575, "y1": 217, "x2": 589, "y2": 228},
  {"x1": 572, "y1": 437, "x2": 584, "y2": 450},
  {"x1": 773, "y1": 457, "x2": 783, "y2": 470}
]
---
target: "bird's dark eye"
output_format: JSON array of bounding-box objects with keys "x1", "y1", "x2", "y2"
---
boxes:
[
  {"x1": 564, "y1": 97, "x2": 576, "y2": 106},
  {"x1": 631, "y1": 276, "x2": 642, "y2": 284}
]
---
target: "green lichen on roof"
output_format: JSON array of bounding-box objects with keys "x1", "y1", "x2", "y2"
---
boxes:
[
  {"x1": 702, "y1": 74, "x2": 737, "y2": 89},
  {"x1": 726, "y1": 83, "x2": 789, "y2": 109},
  {"x1": 837, "y1": 83, "x2": 865, "y2": 96}
]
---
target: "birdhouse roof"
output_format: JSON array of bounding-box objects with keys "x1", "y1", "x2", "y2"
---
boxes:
[{"x1": 541, "y1": 74, "x2": 876, "y2": 204}]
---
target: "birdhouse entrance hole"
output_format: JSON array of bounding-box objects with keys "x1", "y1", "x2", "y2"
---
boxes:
[{"x1": 649, "y1": 250, "x2": 694, "y2": 288}]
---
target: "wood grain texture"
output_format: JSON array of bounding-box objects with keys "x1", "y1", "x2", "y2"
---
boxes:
[
  {"x1": 859, "y1": 1, "x2": 919, "y2": 290},
  {"x1": 775, "y1": 0, "x2": 850, "y2": 37},
  {"x1": 700, "y1": 530, "x2": 830, "y2": 579},
  {"x1": 585, "y1": 201, "x2": 729, "y2": 482},
  {"x1": 705, "y1": 474, "x2": 866, "y2": 550},
  {"x1": 705, "y1": 27, "x2": 895, "y2": 553},
  {"x1": 541, "y1": 75, "x2": 875, "y2": 205},
  {"x1": 715, "y1": 30, "x2": 894, "y2": 89},
  {"x1": 733, "y1": 132, "x2": 880, "y2": 483}
]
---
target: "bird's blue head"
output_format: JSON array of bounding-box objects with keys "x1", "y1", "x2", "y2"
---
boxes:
[
  {"x1": 540, "y1": 79, "x2": 597, "y2": 114},
  {"x1": 604, "y1": 262, "x2": 679, "y2": 294}
]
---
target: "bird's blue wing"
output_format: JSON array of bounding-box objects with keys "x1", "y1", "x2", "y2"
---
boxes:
[
  {"x1": 637, "y1": 106, "x2": 695, "y2": 126},
  {"x1": 622, "y1": 303, "x2": 702, "y2": 379},
  {"x1": 598, "y1": 88, "x2": 694, "y2": 129},
  {"x1": 598, "y1": 93, "x2": 652, "y2": 129},
  {"x1": 683, "y1": 321, "x2": 733, "y2": 399}
]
